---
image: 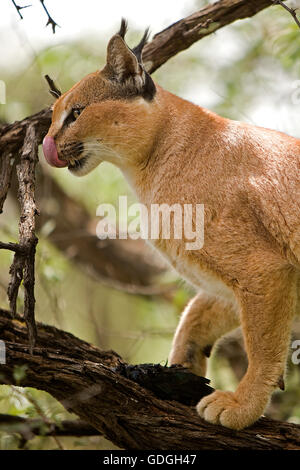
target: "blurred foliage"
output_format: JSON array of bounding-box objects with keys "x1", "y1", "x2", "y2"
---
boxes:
[{"x1": 0, "y1": 1, "x2": 300, "y2": 450}]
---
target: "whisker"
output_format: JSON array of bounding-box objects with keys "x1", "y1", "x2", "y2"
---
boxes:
[{"x1": 59, "y1": 138, "x2": 143, "y2": 165}]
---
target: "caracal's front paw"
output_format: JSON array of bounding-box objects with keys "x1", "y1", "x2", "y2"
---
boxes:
[
  {"x1": 169, "y1": 354, "x2": 207, "y2": 377},
  {"x1": 196, "y1": 389, "x2": 264, "y2": 430},
  {"x1": 169, "y1": 342, "x2": 210, "y2": 377}
]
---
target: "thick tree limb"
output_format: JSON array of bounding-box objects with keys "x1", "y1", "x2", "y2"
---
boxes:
[
  {"x1": 0, "y1": 309, "x2": 299, "y2": 450},
  {"x1": 143, "y1": 0, "x2": 273, "y2": 73}
]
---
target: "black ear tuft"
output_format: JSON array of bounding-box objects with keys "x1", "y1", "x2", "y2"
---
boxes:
[
  {"x1": 105, "y1": 20, "x2": 156, "y2": 102},
  {"x1": 132, "y1": 27, "x2": 150, "y2": 63},
  {"x1": 118, "y1": 18, "x2": 128, "y2": 39}
]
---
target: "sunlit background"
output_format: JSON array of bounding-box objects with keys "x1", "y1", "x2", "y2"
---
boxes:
[{"x1": 0, "y1": 0, "x2": 300, "y2": 450}]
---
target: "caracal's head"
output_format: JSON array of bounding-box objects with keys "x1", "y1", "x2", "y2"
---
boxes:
[{"x1": 43, "y1": 20, "x2": 157, "y2": 176}]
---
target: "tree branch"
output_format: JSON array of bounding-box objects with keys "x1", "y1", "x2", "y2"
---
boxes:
[
  {"x1": 10, "y1": 0, "x2": 59, "y2": 33},
  {"x1": 143, "y1": 0, "x2": 273, "y2": 73},
  {"x1": 0, "y1": 241, "x2": 27, "y2": 253},
  {"x1": 39, "y1": 0, "x2": 60, "y2": 34},
  {"x1": 11, "y1": 0, "x2": 31, "y2": 20},
  {"x1": 0, "y1": 309, "x2": 300, "y2": 450},
  {"x1": 7, "y1": 124, "x2": 38, "y2": 352},
  {"x1": 44, "y1": 74, "x2": 61, "y2": 99},
  {"x1": 0, "y1": 414, "x2": 98, "y2": 439},
  {"x1": 272, "y1": 0, "x2": 300, "y2": 29}
]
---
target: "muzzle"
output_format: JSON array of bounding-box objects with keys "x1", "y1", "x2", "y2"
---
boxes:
[{"x1": 42, "y1": 136, "x2": 68, "y2": 168}]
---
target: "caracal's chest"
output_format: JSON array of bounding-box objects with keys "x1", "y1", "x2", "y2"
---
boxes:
[{"x1": 150, "y1": 238, "x2": 236, "y2": 303}]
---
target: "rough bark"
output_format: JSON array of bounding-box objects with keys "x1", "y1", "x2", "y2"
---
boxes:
[
  {"x1": 7, "y1": 125, "x2": 39, "y2": 351},
  {"x1": 143, "y1": 0, "x2": 273, "y2": 73},
  {"x1": 0, "y1": 309, "x2": 299, "y2": 450}
]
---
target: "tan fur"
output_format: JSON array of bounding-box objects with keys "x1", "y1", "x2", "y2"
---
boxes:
[{"x1": 45, "y1": 28, "x2": 300, "y2": 430}]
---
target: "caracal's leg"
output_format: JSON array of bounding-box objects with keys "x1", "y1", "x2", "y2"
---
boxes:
[
  {"x1": 197, "y1": 261, "x2": 297, "y2": 430},
  {"x1": 169, "y1": 291, "x2": 240, "y2": 376}
]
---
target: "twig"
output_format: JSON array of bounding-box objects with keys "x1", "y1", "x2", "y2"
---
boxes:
[
  {"x1": 272, "y1": 0, "x2": 300, "y2": 28},
  {"x1": 8, "y1": 254, "x2": 25, "y2": 316},
  {"x1": 0, "y1": 414, "x2": 98, "y2": 439},
  {"x1": 0, "y1": 241, "x2": 27, "y2": 253},
  {"x1": 10, "y1": 0, "x2": 59, "y2": 33},
  {"x1": 44, "y1": 74, "x2": 61, "y2": 99},
  {"x1": 0, "y1": 152, "x2": 15, "y2": 214},
  {"x1": 39, "y1": 0, "x2": 60, "y2": 34},
  {"x1": 20, "y1": 388, "x2": 64, "y2": 450},
  {"x1": 83, "y1": 263, "x2": 177, "y2": 297},
  {"x1": 11, "y1": 0, "x2": 31, "y2": 20}
]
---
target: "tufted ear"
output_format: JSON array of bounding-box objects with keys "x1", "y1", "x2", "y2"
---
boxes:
[
  {"x1": 105, "y1": 34, "x2": 142, "y2": 83},
  {"x1": 103, "y1": 19, "x2": 156, "y2": 100}
]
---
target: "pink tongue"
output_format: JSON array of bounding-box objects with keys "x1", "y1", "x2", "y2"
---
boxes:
[{"x1": 42, "y1": 136, "x2": 68, "y2": 168}]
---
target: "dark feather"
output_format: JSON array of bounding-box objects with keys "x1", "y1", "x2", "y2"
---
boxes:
[{"x1": 113, "y1": 363, "x2": 214, "y2": 406}]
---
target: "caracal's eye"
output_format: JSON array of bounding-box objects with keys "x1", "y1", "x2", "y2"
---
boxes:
[{"x1": 72, "y1": 108, "x2": 81, "y2": 119}]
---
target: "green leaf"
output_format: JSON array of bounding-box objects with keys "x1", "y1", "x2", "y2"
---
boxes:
[{"x1": 12, "y1": 365, "x2": 28, "y2": 385}]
